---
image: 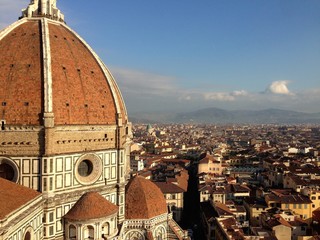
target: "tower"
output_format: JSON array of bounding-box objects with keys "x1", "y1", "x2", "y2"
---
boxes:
[{"x1": 0, "y1": 0, "x2": 132, "y2": 239}]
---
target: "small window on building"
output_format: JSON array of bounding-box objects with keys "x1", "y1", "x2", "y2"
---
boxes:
[
  {"x1": 49, "y1": 212, "x2": 54, "y2": 222},
  {"x1": 43, "y1": 159, "x2": 47, "y2": 173},
  {"x1": 49, "y1": 177, "x2": 53, "y2": 191},
  {"x1": 43, "y1": 178, "x2": 47, "y2": 191},
  {"x1": 49, "y1": 226, "x2": 54, "y2": 236},
  {"x1": 1, "y1": 120, "x2": 5, "y2": 130}
]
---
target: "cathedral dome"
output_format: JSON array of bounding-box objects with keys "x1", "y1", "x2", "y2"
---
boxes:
[
  {"x1": 64, "y1": 192, "x2": 118, "y2": 221},
  {"x1": 0, "y1": 1, "x2": 127, "y2": 126},
  {"x1": 125, "y1": 176, "x2": 168, "y2": 219}
]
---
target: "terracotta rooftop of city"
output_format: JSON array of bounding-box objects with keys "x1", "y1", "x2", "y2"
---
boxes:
[
  {"x1": 125, "y1": 176, "x2": 168, "y2": 219},
  {"x1": 64, "y1": 192, "x2": 118, "y2": 221},
  {"x1": 154, "y1": 181, "x2": 185, "y2": 194},
  {"x1": 0, "y1": 178, "x2": 41, "y2": 220}
]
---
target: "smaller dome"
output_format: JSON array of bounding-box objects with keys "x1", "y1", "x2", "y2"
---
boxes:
[
  {"x1": 64, "y1": 192, "x2": 118, "y2": 221},
  {"x1": 125, "y1": 176, "x2": 167, "y2": 219}
]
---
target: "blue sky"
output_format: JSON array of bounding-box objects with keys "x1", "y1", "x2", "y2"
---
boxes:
[{"x1": 1, "y1": 0, "x2": 320, "y2": 113}]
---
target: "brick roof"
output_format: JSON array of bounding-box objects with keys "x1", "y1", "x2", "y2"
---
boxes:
[
  {"x1": 0, "y1": 21, "x2": 42, "y2": 124},
  {"x1": 214, "y1": 202, "x2": 234, "y2": 217},
  {"x1": 267, "y1": 190, "x2": 312, "y2": 204},
  {"x1": 199, "y1": 154, "x2": 214, "y2": 164},
  {"x1": 154, "y1": 181, "x2": 185, "y2": 194},
  {"x1": 0, "y1": 19, "x2": 127, "y2": 125},
  {"x1": 64, "y1": 192, "x2": 118, "y2": 221},
  {"x1": 125, "y1": 176, "x2": 167, "y2": 219},
  {"x1": 0, "y1": 178, "x2": 41, "y2": 220}
]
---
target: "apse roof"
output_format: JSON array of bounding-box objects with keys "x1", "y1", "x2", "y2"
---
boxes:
[
  {"x1": 64, "y1": 192, "x2": 118, "y2": 221},
  {"x1": 125, "y1": 176, "x2": 168, "y2": 219}
]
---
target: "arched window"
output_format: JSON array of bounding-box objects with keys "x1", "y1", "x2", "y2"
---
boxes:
[
  {"x1": 155, "y1": 226, "x2": 166, "y2": 240},
  {"x1": 125, "y1": 230, "x2": 144, "y2": 240},
  {"x1": 102, "y1": 222, "x2": 110, "y2": 236},
  {"x1": 23, "y1": 227, "x2": 34, "y2": 240},
  {"x1": 0, "y1": 158, "x2": 18, "y2": 182},
  {"x1": 24, "y1": 232, "x2": 31, "y2": 240},
  {"x1": 69, "y1": 225, "x2": 76, "y2": 240},
  {"x1": 84, "y1": 225, "x2": 94, "y2": 239}
]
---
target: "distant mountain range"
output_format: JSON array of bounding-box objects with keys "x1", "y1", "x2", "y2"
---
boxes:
[{"x1": 129, "y1": 108, "x2": 320, "y2": 124}]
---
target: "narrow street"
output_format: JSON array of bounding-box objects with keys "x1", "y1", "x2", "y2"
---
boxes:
[{"x1": 181, "y1": 161, "x2": 206, "y2": 240}]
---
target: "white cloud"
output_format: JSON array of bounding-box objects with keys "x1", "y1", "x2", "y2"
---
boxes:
[
  {"x1": 231, "y1": 90, "x2": 248, "y2": 96},
  {"x1": 266, "y1": 80, "x2": 293, "y2": 95},
  {"x1": 204, "y1": 92, "x2": 236, "y2": 101},
  {"x1": 178, "y1": 95, "x2": 192, "y2": 101},
  {"x1": 203, "y1": 90, "x2": 248, "y2": 101}
]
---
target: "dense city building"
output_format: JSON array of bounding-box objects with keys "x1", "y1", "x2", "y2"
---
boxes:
[{"x1": 131, "y1": 123, "x2": 320, "y2": 239}]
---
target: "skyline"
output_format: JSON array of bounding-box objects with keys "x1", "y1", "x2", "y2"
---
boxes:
[{"x1": 1, "y1": 0, "x2": 320, "y2": 113}]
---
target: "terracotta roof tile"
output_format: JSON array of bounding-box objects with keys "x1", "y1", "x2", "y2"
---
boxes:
[
  {"x1": 126, "y1": 176, "x2": 167, "y2": 219},
  {"x1": 154, "y1": 182, "x2": 185, "y2": 194},
  {"x1": 0, "y1": 178, "x2": 41, "y2": 220},
  {"x1": 64, "y1": 192, "x2": 118, "y2": 221},
  {"x1": 0, "y1": 21, "x2": 43, "y2": 125},
  {"x1": 214, "y1": 202, "x2": 234, "y2": 217},
  {"x1": 0, "y1": 19, "x2": 128, "y2": 126}
]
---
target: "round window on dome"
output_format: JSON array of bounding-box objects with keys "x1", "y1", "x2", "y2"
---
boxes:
[
  {"x1": 75, "y1": 154, "x2": 102, "y2": 185},
  {"x1": 78, "y1": 160, "x2": 93, "y2": 177},
  {"x1": 0, "y1": 163, "x2": 15, "y2": 180},
  {"x1": 0, "y1": 158, "x2": 19, "y2": 182}
]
